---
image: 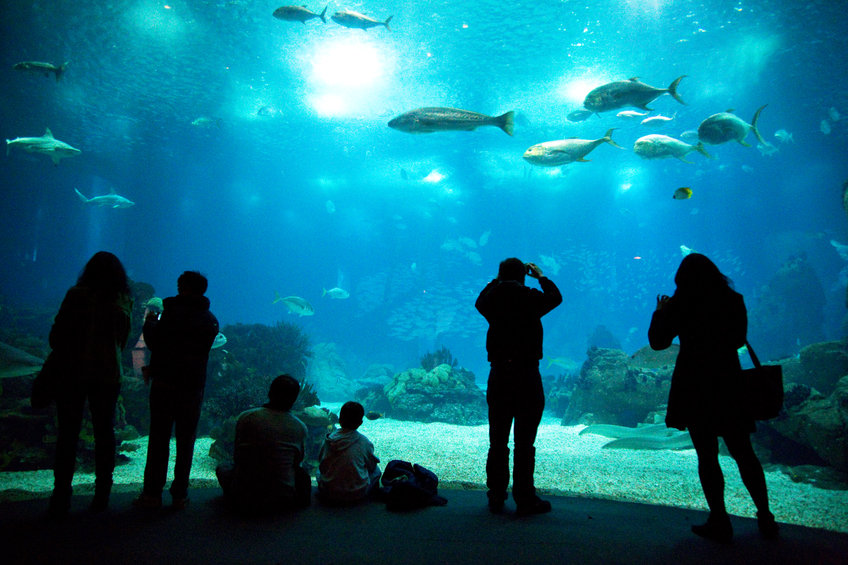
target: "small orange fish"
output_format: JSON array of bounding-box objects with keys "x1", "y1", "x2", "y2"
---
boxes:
[{"x1": 673, "y1": 187, "x2": 692, "y2": 200}]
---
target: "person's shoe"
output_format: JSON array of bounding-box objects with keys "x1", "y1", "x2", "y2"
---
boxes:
[
  {"x1": 47, "y1": 488, "x2": 71, "y2": 519},
  {"x1": 487, "y1": 491, "x2": 507, "y2": 513},
  {"x1": 515, "y1": 496, "x2": 552, "y2": 517},
  {"x1": 757, "y1": 511, "x2": 779, "y2": 539},
  {"x1": 132, "y1": 492, "x2": 162, "y2": 509},
  {"x1": 171, "y1": 496, "x2": 190, "y2": 510},
  {"x1": 89, "y1": 492, "x2": 109, "y2": 512},
  {"x1": 691, "y1": 514, "x2": 733, "y2": 543}
]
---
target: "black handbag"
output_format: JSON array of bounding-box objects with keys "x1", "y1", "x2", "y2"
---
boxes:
[
  {"x1": 741, "y1": 341, "x2": 784, "y2": 420},
  {"x1": 31, "y1": 351, "x2": 61, "y2": 409}
]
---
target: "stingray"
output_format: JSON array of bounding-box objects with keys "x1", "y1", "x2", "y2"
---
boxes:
[
  {"x1": 580, "y1": 423, "x2": 694, "y2": 451},
  {"x1": 0, "y1": 341, "x2": 44, "y2": 379}
]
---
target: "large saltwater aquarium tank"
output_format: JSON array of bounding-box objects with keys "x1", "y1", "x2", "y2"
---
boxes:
[{"x1": 1, "y1": 0, "x2": 847, "y2": 531}]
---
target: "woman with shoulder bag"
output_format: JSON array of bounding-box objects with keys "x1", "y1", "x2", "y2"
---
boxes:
[
  {"x1": 48, "y1": 251, "x2": 133, "y2": 516},
  {"x1": 648, "y1": 253, "x2": 778, "y2": 542}
]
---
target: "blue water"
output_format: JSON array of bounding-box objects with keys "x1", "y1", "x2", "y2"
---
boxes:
[{"x1": 1, "y1": 0, "x2": 847, "y2": 381}]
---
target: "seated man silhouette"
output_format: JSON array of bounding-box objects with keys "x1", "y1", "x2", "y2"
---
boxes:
[{"x1": 216, "y1": 374, "x2": 311, "y2": 512}]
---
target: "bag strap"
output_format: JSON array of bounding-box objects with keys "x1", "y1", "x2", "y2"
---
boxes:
[{"x1": 744, "y1": 340, "x2": 762, "y2": 368}]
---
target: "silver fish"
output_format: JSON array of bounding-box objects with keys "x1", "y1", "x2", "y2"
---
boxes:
[
  {"x1": 331, "y1": 10, "x2": 392, "y2": 30},
  {"x1": 523, "y1": 129, "x2": 623, "y2": 166},
  {"x1": 272, "y1": 5, "x2": 327, "y2": 24},
  {"x1": 633, "y1": 134, "x2": 712, "y2": 163},
  {"x1": 274, "y1": 293, "x2": 315, "y2": 316},
  {"x1": 584, "y1": 76, "x2": 686, "y2": 113},
  {"x1": 697, "y1": 105, "x2": 767, "y2": 146},
  {"x1": 388, "y1": 107, "x2": 514, "y2": 136}
]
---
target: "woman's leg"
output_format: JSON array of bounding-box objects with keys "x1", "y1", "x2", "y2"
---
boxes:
[{"x1": 688, "y1": 427, "x2": 727, "y2": 517}]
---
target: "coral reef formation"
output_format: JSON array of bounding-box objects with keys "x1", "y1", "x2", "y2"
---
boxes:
[
  {"x1": 420, "y1": 346, "x2": 458, "y2": 372},
  {"x1": 361, "y1": 363, "x2": 486, "y2": 425},
  {"x1": 562, "y1": 347, "x2": 672, "y2": 427},
  {"x1": 748, "y1": 254, "x2": 826, "y2": 361}
]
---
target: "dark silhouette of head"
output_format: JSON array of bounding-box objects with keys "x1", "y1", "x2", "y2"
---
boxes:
[
  {"x1": 339, "y1": 401, "x2": 365, "y2": 430},
  {"x1": 177, "y1": 271, "x2": 208, "y2": 296},
  {"x1": 674, "y1": 253, "x2": 732, "y2": 297},
  {"x1": 77, "y1": 251, "x2": 130, "y2": 298},
  {"x1": 498, "y1": 257, "x2": 526, "y2": 283},
  {"x1": 267, "y1": 374, "x2": 300, "y2": 411}
]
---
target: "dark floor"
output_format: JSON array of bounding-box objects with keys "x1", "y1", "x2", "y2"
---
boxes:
[{"x1": 1, "y1": 488, "x2": 846, "y2": 565}]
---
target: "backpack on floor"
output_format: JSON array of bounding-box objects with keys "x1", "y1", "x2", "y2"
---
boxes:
[{"x1": 381, "y1": 459, "x2": 448, "y2": 511}]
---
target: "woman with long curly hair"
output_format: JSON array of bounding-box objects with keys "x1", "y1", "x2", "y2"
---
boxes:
[
  {"x1": 649, "y1": 253, "x2": 777, "y2": 542},
  {"x1": 48, "y1": 251, "x2": 133, "y2": 516}
]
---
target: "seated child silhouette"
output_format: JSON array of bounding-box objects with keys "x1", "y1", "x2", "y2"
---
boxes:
[{"x1": 316, "y1": 401, "x2": 382, "y2": 504}]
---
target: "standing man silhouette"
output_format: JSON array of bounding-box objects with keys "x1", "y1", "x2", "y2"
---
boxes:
[
  {"x1": 476, "y1": 258, "x2": 562, "y2": 515},
  {"x1": 135, "y1": 271, "x2": 218, "y2": 509}
]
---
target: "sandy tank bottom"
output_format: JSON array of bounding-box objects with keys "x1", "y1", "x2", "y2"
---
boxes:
[{"x1": 1, "y1": 415, "x2": 846, "y2": 533}]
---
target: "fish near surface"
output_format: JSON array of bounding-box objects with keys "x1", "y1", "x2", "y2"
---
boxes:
[
  {"x1": 523, "y1": 129, "x2": 623, "y2": 166},
  {"x1": 633, "y1": 134, "x2": 712, "y2": 163},
  {"x1": 75, "y1": 188, "x2": 135, "y2": 208},
  {"x1": 273, "y1": 5, "x2": 327, "y2": 23},
  {"x1": 6, "y1": 128, "x2": 81, "y2": 165},
  {"x1": 697, "y1": 105, "x2": 767, "y2": 146},
  {"x1": 388, "y1": 107, "x2": 514, "y2": 136},
  {"x1": 13, "y1": 61, "x2": 68, "y2": 81},
  {"x1": 583, "y1": 76, "x2": 687, "y2": 113},
  {"x1": 331, "y1": 10, "x2": 392, "y2": 30}
]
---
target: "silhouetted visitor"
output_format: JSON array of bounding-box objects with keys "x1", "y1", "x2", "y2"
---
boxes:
[
  {"x1": 48, "y1": 251, "x2": 133, "y2": 516},
  {"x1": 134, "y1": 271, "x2": 218, "y2": 509},
  {"x1": 648, "y1": 253, "x2": 778, "y2": 542},
  {"x1": 316, "y1": 401, "x2": 382, "y2": 504},
  {"x1": 216, "y1": 374, "x2": 312, "y2": 512},
  {"x1": 475, "y1": 258, "x2": 562, "y2": 515}
]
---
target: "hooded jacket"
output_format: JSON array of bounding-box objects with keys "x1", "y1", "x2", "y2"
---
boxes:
[{"x1": 317, "y1": 428, "x2": 381, "y2": 502}]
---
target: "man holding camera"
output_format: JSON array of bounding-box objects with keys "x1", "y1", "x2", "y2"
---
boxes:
[{"x1": 475, "y1": 258, "x2": 562, "y2": 516}]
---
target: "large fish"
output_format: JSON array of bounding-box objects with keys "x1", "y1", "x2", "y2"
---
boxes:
[
  {"x1": 331, "y1": 10, "x2": 392, "y2": 30},
  {"x1": 273, "y1": 5, "x2": 327, "y2": 24},
  {"x1": 74, "y1": 188, "x2": 135, "y2": 208},
  {"x1": 523, "y1": 129, "x2": 623, "y2": 166},
  {"x1": 274, "y1": 293, "x2": 315, "y2": 317},
  {"x1": 388, "y1": 107, "x2": 514, "y2": 136},
  {"x1": 13, "y1": 60, "x2": 67, "y2": 81},
  {"x1": 584, "y1": 76, "x2": 687, "y2": 113},
  {"x1": 697, "y1": 105, "x2": 767, "y2": 146},
  {"x1": 633, "y1": 134, "x2": 712, "y2": 163},
  {"x1": 6, "y1": 128, "x2": 81, "y2": 165}
]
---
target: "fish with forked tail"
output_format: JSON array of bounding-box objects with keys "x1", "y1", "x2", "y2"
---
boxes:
[
  {"x1": 697, "y1": 105, "x2": 767, "y2": 146},
  {"x1": 584, "y1": 76, "x2": 687, "y2": 113},
  {"x1": 13, "y1": 60, "x2": 68, "y2": 81},
  {"x1": 6, "y1": 128, "x2": 80, "y2": 165},
  {"x1": 633, "y1": 134, "x2": 712, "y2": 163},
  {"x1": 388, "y1": 107, "x2": 514, "y2": 136},
  {"x1": 523, "y1": 129, "x2": 623, "y2": 166},
  {"x1": 273, "y1": 5, "x2": 327, "y2": 24},
  {"x1": 331, "y1": 10, "x2": 392, "y2": 30}
]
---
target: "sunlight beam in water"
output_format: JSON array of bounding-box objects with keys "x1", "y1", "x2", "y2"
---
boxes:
[{"x1": 303, "y1": 36, "x2": 393, "y2": 117}]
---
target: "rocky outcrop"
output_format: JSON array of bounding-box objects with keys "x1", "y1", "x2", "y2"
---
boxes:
[
  {"x1": 375, "y1": 364, "x2": 487, "y2": 425},
  {"x1": 767, "y1": 375, "x2": 848, "y2": 473},
  {"x1": 562, "y1": 348, "x2": 672, "y2": 427},
  {"x1": 796, "y1": 341, "x2": 848, "y2": 396},
  {"x1": 305, "y1": 342, "x2": 359, "y2": 402}
]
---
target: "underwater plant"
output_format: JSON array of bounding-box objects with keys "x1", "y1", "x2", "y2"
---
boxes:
[{"x1": 420, "y1": 345, "x2": 459, "y2": 372}]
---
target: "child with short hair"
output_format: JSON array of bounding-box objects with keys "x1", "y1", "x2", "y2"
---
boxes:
[{"x1": 316, "y1": 401, "x2": 382, "y2": 504}]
